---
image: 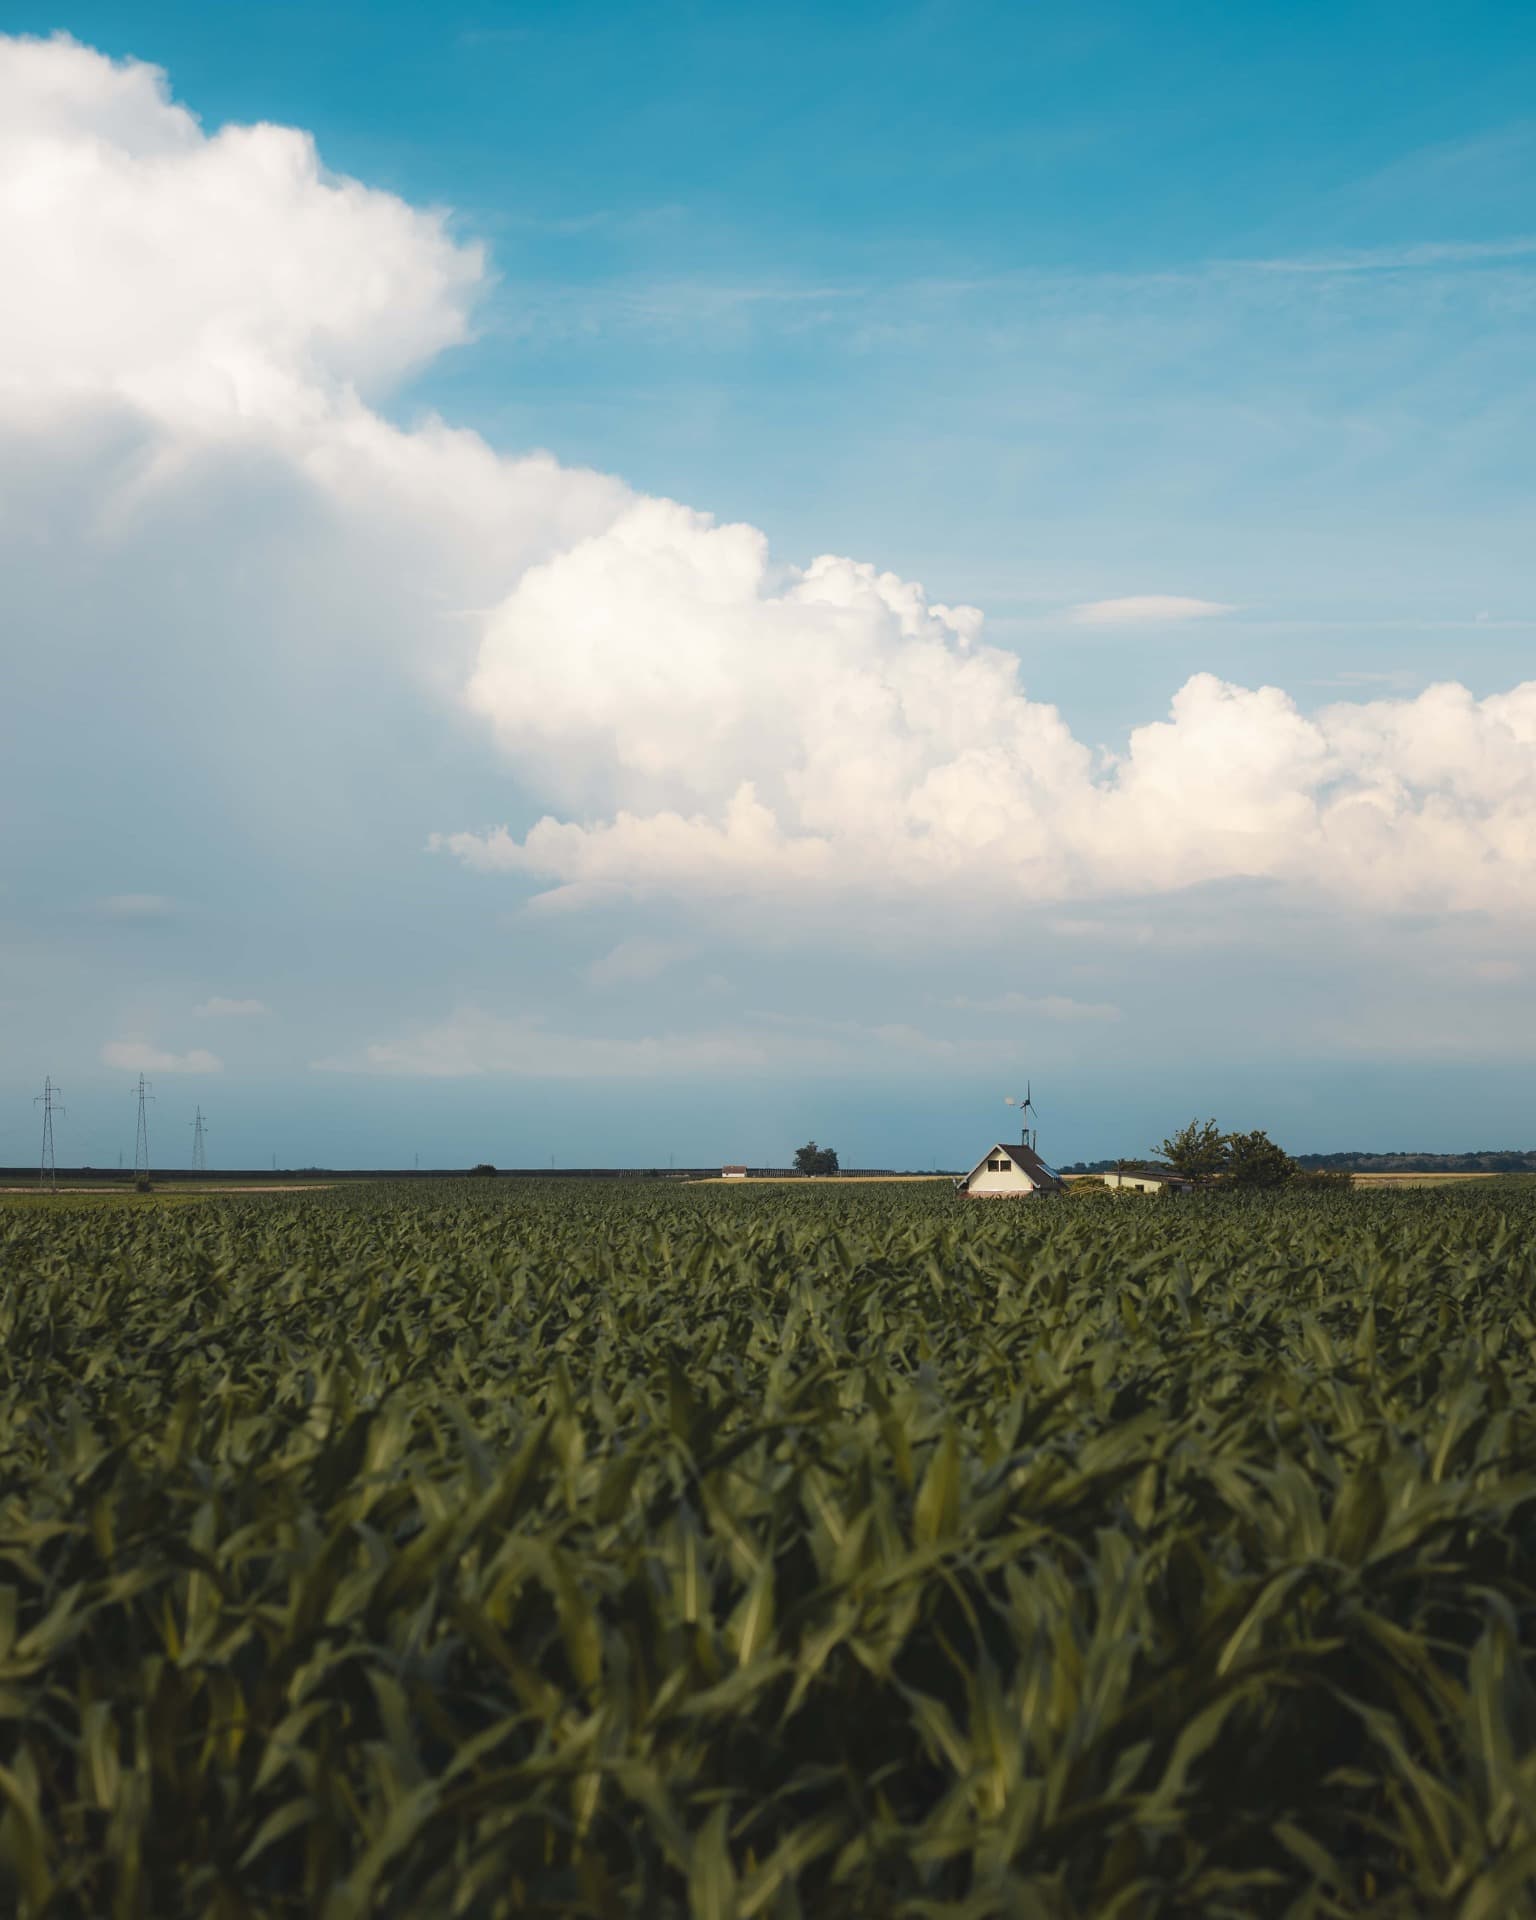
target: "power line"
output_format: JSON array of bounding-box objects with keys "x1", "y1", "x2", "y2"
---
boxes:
[
  {"x1": 132, "y1": 1074, "x2": 155, "y2": 1179},
  {"x1": 190, "y1": 1106, "x2": 208, "y2": 1173},
  {"x1": 35, "y1": 1077, "x2": 64, "y2": 1188}
]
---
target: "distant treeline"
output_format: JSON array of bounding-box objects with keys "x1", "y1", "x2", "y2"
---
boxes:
[
  {"x1": 1063, "y1": 1151, "x2": 1536, "y2": 1176},
  {"x1": 1292, "y1": 1149, "x2": 1536, "y2": 1174}
]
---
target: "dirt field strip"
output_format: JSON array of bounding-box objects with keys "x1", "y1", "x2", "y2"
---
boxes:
[
  {"x1": 1349, "y1": 1172, "x2": 1501, "y2": 1188},
  {"x1": 690, "y1": 1174, "x2": 955, "y2": 1184}
]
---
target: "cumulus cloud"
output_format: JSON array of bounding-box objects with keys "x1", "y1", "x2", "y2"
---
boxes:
[
  {"x1": 440, "y1": 499, "x2": 1536, "y2": 915},
  {"x1": 6, "y1": 27, "x2": 1536, "y2": 978},
  {"x1": 102, "y1": 1040, "x2": 222, "y2": 1074},
  {"x1": 1069, "y1": 595, "x2": 1237, "y2": 625},
  {"x1": 194, "y1": 997, "x2": 269, "y2": 1017},
  {"x1": 1, "y1": 33, "x2": 482, "y2": 421},
  {"x1": 0, "y1": 31, "x2": 627, "y2": 648}
]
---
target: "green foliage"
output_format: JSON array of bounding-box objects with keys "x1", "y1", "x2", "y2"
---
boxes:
[
  {"x1": 468, "y1": 1162, "x2": 497, "y2": 1177},
  {"x1": 1, "y1": 1179, "x2": 1535, "y2": 1914},
  {"x1": 1155, "y1": 1117, "x2": 1229, "y2": 1180},
  {"x1": 1224, "y1": 1127, "x2": 1296, "y2": 1188},
  {"x1": 1155, "y1": 1124, "x2": 1355, "y2": 1193},
  {"x1": 793, "y1": 1141, "x2": 840, "y2": 1176}
]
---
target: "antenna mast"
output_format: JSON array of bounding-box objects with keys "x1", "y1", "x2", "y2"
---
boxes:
[
  {"x1": 36, "y1": 1077, "x2": 65, "y2": 1188},
  {"x1": 190, "y1": 1106, "x2": 208, "y2": 1173},
  {"x1": 132, "y1": 1074, "x2": 155, "y2": 1179}
]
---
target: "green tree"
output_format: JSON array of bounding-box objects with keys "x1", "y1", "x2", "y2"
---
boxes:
[
  {"x1": 794, "y1": 1141, "x2": 840, "y2": 1177},
  {"x1": 1225, "y1": 1129, "x2": 1295, "y2": 1189},
  {"x1": 1155, "y1": 1118, "x2": 1228, "y2": 1182}
]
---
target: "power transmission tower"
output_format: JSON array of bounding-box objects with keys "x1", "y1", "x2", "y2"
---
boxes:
[
  {"x1": 190, "y1": 1106, "x2": 208, "y2": 1173},
  {"x1": 35, "y1": 1077, "x2": 65, "y2": 1188},
  {"x1": 132, "y1": 1074, "x2": 154, "y2": 1178}
]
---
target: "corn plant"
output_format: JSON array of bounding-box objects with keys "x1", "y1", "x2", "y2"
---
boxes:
[{"x1": 1, "y1": 1180, "x2": 1535, "y2": 1914}]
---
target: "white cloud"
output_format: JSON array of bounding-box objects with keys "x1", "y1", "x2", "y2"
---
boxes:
[
  {"x1": 0, "y1": 31, "x2": 628, "y2": 649},
  {"x1": 0, "y1": 34, "x2": 482, "y2": 423},
  {"x1": 102, "y1": 1040, "x2": 222, "y2": 1074},
  {"x1": 194, "y1": 996, "x2": 270, "y2": 1017},
  {"x1": 101, "y1": 893, "x2": 173, "y2": 917},
  {"x1": 440, "y1": 494, "x2": 1536, "y2": 916},
  {"x1": 1069, "y1": 595, "x2": 1237, "y2": 626}
]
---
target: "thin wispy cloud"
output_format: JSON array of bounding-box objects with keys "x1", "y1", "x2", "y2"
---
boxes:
[
  {"x1": 1069, "y1": 596, "x2": 1237, "y2": 626},
  {"x1": 1254, "y1": 238, "x2": 1536, "y2": 275},
  {"x1": 500, "y1": 232, "x2": 1536, "y2": 350},
  {"x1": 102, "y1": 1040, "x2": 222, "y2": 1075},
  {"x1": 454, "y1": 25, "x2": 533, "y2": 50},
  {"x1": 946, "y1": 993, "x2": 1122, "y2": 1022},
  {"x1": 1335, "y1": 122, "x2": 1536, "y2": 219}
]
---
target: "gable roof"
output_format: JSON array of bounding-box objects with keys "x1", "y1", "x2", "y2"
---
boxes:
[
  {"x1": 998, "y1": 1136, "x2": 1059, "y2": 1182},
  {"x1": 999, "y1": 1141, "x2": 1064, "y2": 1187},
  {"x1": 959, "y1": 1141, "x2": 1065, "y2": 1190}
]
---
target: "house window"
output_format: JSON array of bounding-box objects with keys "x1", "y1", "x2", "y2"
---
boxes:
[{"x1": 988, "y1": 1159, "x2": 1004, "y2": 1171}]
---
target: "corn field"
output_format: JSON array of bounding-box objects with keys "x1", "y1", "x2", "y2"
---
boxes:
[{"x1": 3, "y1": 1179, "x2": 1536, "y2": 1917}]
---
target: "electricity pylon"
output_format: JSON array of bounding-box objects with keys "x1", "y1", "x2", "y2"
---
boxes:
[
  {"x1": 190, "y1": 1106, "x2": 208, "y2": 1173},
  {"x1": 35, "y1": 1077, "x2": 64, "y2": 1188},
  {"x1": 133, "y1": 1074, "x2": 154, "y2": 1178}
]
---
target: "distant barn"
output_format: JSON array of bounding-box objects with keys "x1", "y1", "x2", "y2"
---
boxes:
[{"x1": 721, "y1": 1164, "x2": 748, "y2": 1181}]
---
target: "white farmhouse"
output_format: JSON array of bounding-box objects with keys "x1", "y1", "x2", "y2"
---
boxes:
[
  {"x1": 953, "y1": 1139, "x2": 1065, "y2": 1199},
  {"x1": 721, "y1": 1164, "x2": 748, "y2": 1181}
]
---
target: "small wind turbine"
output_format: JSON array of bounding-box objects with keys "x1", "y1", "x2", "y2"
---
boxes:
[{"x1": 1004, "y1": 1085, "x2": 1037, "y2": 1150}]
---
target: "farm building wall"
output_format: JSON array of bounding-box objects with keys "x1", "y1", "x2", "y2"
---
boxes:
[{"x1": 965, "y1": 1160, "x2": 1038, "y2": 1197}]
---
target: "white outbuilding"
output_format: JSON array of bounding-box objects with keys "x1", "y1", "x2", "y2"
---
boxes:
[
  {"x1": 953, "y1": 1139, "x2": 1065, "y2": 1199},
  {"x1": 721, "y1": 1164, "x2": 748, "y2": 1180},
  {"x1": 1100, "y1": 1166, "x2": 1193, "y2": 1194}
]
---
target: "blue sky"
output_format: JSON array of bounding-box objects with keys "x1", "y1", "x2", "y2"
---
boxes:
[{"x1": 1, "y1": 5, "x2": 1534, "y2": 1169}]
